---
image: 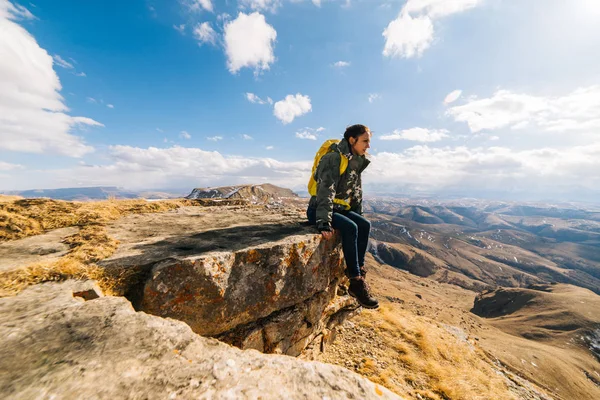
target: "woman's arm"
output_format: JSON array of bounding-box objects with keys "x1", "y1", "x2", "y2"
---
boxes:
[
  {"x1": 315, "y1": 152, "x2": 340, "y2": 232},
  {"x1": 350, "y1": 173, "x2": 363, "y2": 215}
]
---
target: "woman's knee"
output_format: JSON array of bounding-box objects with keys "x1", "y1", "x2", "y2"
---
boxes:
[
  {"x1": 355, "y1": 216, "x2": 371, "y2": 232},
  {"x1": 339, "y1": 220, "x2": 358, "y2": 237}
]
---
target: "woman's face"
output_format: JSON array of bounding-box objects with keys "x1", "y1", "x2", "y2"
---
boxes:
[{"x1": 350, "y1": 131, "x2": 371, "y2": 156}]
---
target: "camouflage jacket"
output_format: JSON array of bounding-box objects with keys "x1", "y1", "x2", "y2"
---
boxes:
[{"x1": 308, "y1": 138, "x2": 370, "y2": 231}]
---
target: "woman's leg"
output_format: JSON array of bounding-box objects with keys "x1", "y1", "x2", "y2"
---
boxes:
[
  {"x1": 345, "y1": 212, "x2": 371, "y2": 269},
  {"x1": 306, "y1": 206, "x2": 317, "y2": 225},
  {"x1": 331, "y1": 212, "x2": 361, "y2": 278}
]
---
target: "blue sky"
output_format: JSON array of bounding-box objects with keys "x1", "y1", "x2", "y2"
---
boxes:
[{"x1": 1, "y1": 0, "x2": 600, "y2": 201}]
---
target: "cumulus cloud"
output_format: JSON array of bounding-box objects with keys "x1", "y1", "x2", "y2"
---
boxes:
[
  {"x1": 295, "y1": 127, "x2": 323, "y2": 140},
  {"x1": 0, "y1": 0, "x2": 34, "y2": 20},
  {"x1": 7, "y1": 143, "x2": 600, "y2": 200},
  {"x1": 107, "y1": 104, "x2": 114, "y2": 109},
  {"x1": 273, "y1": 93, "x2": 311, "y2": 124},
  {"x1": 189, "y1": 0, "x2": 213, "y2": 12},
  {"x1": 207, "y1": 136, "x2": 223, "y2": 141},
  {"x1": 0, "y1": 1, "x2": 101, "y2": 157},
  {"x1": 224, "y1": 12, "x2": 277, "y2": 74},
  {"x1": 367, "y1": 143, "x2": 600, "y2": 196},
  {"x1": 443, "y1": 89, "x2": 462, "y2": 105},
  {"x1": 332, "y1": 61, "x2": 350, "y2": 68},
  {"x1": 383, "y1": 0, "x2": 482, "y2": 58},
  {"x1": 193, "y1": 22, "x2": 217, "y2": 46},
  {"x1": 180, "y1": 131, "x2": 192, "y2": 139},
  {"x1": 22, "y1": 145, "x2": 311, "y2": 190},
  {"x1": 0, "y1": 161, "x2": 23, "y2": 171},
  {"x1": 246, "y1": 92, "x2": 272, "y2": 105},
  {"x1": 446, "y1": 86, "x2": 600, "y2": 133},
  {"x1": 242, "y1": 134, "x2": 253, "y2": 140},
  {"x1": 240, "y1": 0, "x2": 282, "y2": 13},
  {"x1": 368, "y1": 93, "x2": 381, "y2": 103},
  {"x1": 380, "y1": 127, "x2": 449, "y2": 142}
]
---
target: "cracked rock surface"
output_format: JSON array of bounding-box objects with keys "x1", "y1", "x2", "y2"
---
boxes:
[{"x1": 0, "y1": 280, "x2": 402, "y2": 400}]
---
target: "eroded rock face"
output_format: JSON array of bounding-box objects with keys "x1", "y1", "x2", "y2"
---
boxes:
[
  {"x1": 139, "y1": 233, "x2": 355, "y2": 356},
  {"x1": 99, "y1": 206, "x2": 357, "y2": 357},
  {"x1": 0, "y1": 281, "x2": 401, "y2": 400}
]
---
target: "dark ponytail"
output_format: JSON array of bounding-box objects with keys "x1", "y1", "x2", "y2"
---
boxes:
[{"x1": 344, "y1": 124, "x2": 370, "y2": 142}]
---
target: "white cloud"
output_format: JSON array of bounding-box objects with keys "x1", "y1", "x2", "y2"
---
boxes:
[
  {"x1": 489, "y1": 136, "x2": 499, "y2": 141},
  {"x1": 295, "y1": 127, "x2": 320, "y2": 140},
  {"x1": 242, "y1": 134, "x2": 253, "y2": 140},
  {"x1": 312, "y1": 0, "x2": 322, "y2": 6},
  {"x1": 189, "y1": 0, "x2": 213, "y2": 12},
  {"x1": 156, "y1": 128, "x2": 164, "y2": 133},
  {"x1": 63, "y1": 145, "x2": 312, "y2": 189},
  {"x1": 446, "y1": 86, "x2": 600, "y2": 133},
  {"x1": 443, "y1": 89, "x2": 462, "y2": 105},
  {"x1": 246, "y1": 92, "x2": 272, "y2": 105},
  {"x1": 404, "y1": 0, "x2": 482, "y2": 19},
  {"x1": 7, "y1": 143, "x2": 600, "y2": 200},
  {"x1": 383, "y1": 0, "x2": 482, "y2": 58},
  {"x1": 368, "y1": 93, "x2": 380, "y2": 103},
  {"x1": 75, "y1": 71, "x2": 86, "y2": 77},
  {"x1": 86, "y1": 97, "x2": 97, "y2": 103},
  {"x1": 180, "y1": 131, "x2": 192, "y2": 139},
  {"x1": 193, "y1": 22, "x2": 217, "y2": 46},
  {"x1": 0, "y1": 161, "x2": 23, "y2": 171},
  {"x1": 0, "y1": 0, "x2": 35, "y2": 20},
  {"x1": 240, "y1": 0, "x2": 282, "y2": 13},
  {"x1": 217, "y1": 13, "x2": 231, "y2": 22},
  {"x1": 273, "y1": 93, "x2": 311, "y2": 124},
  {"x1": 380, "y1": 127, "x2": 449, "y2": 142},
  {"x1": 53, "y1": 55, "x2": 73, "y2": 69},
  {"x1": 107, "y1": 104, "x2": 114, "y2": 109},
  {"x1": 224, "y1": 12, "x2": 277, "y2": 74},
  {"x1": 174, "y1": 24, "x2": 186, "y2": 34},
  {"x1": 332, "y1": 60, "x2": 350, "y2": 68},
  {"x1": 207, "y1": 136, "x2": 223, "y2": 141},
  {"x1": 382, "y1": 12, "x2": 433, "y2": 59},
  {"x1": 367, "y1": 143, "x2": 600, "y2": 196},
  {"x1": 0, "y1": 1, "x2": 101, "y2": 157}
]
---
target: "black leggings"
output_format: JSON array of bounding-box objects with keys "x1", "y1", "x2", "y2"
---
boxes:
[{"x1": 307, "y1": 207, "x2": 371, "y2": 278}]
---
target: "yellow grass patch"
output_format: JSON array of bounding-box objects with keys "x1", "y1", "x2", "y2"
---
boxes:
[
  {"x1": 0, "y1": 197, "x2": 203, "y2": 296},
  {"x1": 350, "y1": 304, "x2": 517, "y2": 400},
  {"x1": 0, "y1": 195, "x2": 23, "y2": 203},
  {"x1": 0, "y1": 198, "x2": 195, "y2": 242}
]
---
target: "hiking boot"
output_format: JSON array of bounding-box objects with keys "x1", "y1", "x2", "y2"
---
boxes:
[
  {"x1": 344, "y1": 267, "x2": 367, "y2": 279},
  {"x1": 348, "y1": 277, "x2": 379, "y2": 309}
]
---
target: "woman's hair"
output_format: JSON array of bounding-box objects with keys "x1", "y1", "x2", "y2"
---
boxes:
[{"x1": 344, "y1": 124, "x2": 370, "y2": 141}]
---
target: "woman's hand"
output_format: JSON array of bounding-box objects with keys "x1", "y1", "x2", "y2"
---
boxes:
[{"x1": 321, "y1": 230, "x2": 334, "y2": 240}]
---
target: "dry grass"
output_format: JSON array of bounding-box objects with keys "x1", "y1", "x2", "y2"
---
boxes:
[
  {"x1": 0, "y1": 197, "x2": 196, "y2": 242},
  {"x1": 354, "y1": 304, "x2": 518, "y2": 400},
  {"x1": 0, "y1": 197, "x2": 204, "y2": 297},
  {"x1": 0, "y1": 195, "x2": 23, "y2": 203}
]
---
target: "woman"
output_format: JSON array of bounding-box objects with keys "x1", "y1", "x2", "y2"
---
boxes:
[{"x1": 307, "y1": 124, "x2": 379, "y2": 309}]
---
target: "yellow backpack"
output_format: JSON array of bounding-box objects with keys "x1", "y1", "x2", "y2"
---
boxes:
[{"x1": 307, "y1": 139, "x2": 351, "y2": 209}]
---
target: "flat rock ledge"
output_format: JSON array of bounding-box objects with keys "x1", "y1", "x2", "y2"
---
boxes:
[
  {"x1": 99, "y1": 206, "x2": 359, "y2": 357},
  {"x1": 0, "y1": 281, "x2": 402, "y2": 400}
]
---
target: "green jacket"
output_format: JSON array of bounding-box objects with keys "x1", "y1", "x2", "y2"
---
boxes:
[{"x1": 308, "y1": 138, "x2": 370, "y2": 231}]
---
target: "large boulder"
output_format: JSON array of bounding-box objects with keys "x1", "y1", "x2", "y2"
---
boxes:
[
  {"x1": 99, "y1": 205, "x2": 358, "y2": 356},
  {"x1": 0, "y1": 281, "x2": 402, "y2": 399}
]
